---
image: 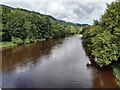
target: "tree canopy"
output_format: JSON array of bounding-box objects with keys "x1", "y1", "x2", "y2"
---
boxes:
[
  {"x1": 1, "y1": 5, "x2": 83, "y2": 45},
  {"x1": 82, "y1": 0, "x2": 120, "y2": 67}
]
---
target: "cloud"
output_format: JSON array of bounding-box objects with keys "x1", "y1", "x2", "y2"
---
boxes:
[
  {"x1": 0, "y1": 0, "x2": 115, "y2": 24},
  {"x1": 62, "y1": 2, "x2": 106, "y2": 23}
]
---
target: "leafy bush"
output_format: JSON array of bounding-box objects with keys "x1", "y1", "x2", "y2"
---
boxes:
[{"x1": 12, "y1": 37, "x2": 24, "y2": 45}]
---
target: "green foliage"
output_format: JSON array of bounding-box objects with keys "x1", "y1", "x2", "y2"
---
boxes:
[
  {"x1": 1, "y1": 5, "x2": 83, "y2": 48},
  {"x1": 1, "y1": 6, "x2": 52, "y2": 41},
  {"x1": 0, "y1": 42, "x2": 17, "y2": 49},
  {"x1": 12, "y1": 37, "x2": 24, "y2": 45},
  {"x1": 82, "y1": 0, "x2": 120, "y2": 67}
]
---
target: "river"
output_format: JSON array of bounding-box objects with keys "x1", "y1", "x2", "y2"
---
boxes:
[{"x1": 1, "y1": 35, "x2": 119, "y2": 88}]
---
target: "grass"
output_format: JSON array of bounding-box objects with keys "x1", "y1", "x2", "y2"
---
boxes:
[
  {"x1": 0, "y1": 38, "x2": 46, "y2": 49},
  {"x1": 0, "y1": 42, "x2": 17, "y2": 49},
  {"x1": 111, "y1": 63, "x2": 120, "y2": 87}
]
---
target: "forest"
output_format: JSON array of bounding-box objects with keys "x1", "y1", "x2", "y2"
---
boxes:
[{"x1": 0, "y1": 5, "x2": 85, "y2": 48}]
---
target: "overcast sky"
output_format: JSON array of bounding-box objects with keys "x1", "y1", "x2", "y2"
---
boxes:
[{"x1": 1, "y1": 0, "x2": 115, "y2": 25}]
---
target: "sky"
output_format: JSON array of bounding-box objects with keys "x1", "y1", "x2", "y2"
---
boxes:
[{"x1": 0, "y1": 0, "x2": 115, "y2": 25}]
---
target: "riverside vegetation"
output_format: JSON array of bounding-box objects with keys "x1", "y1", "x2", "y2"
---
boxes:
[
  {"x1": 82, "y1": 0, "x2": 120, "y2": 87},
  {"x1": 0, "y1": 5, "x2": 86, "y2": 49}
]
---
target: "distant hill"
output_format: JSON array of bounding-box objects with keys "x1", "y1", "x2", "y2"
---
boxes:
[{"x1": 1, "y1": 4, "x2": 90, "y2": 27}]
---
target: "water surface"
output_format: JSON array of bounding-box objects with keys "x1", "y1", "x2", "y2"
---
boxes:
[{"x1": 1, "y1": 35, "x2": 118, "y2": 88}]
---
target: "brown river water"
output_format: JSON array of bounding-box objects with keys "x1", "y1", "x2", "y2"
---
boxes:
[{"x1": 1, "y1": 35, "x2": 119, "y2": 88}]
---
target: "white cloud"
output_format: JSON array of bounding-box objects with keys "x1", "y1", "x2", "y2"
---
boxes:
[
  {"x1": 0, "y1": 0, "x2": 115, "y2": 24},
  {"x1": 49, "y1": 2, "x2": 65, "y2": 13}
]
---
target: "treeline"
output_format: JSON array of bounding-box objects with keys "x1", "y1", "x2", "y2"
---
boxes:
[
  {"x1": 1, "y1": 5, "x2": 83, "y2": 45},
  {"x1": 82, "y1": 0, "x2": 120, "y2": 67}
]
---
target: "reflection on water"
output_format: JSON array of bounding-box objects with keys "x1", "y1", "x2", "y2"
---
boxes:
[
  {"x1": 2, "y1": 39, "x2": 62, "y2": 72},
  {"x1": 1, "y1": 35, "x2": 119, "y2": 88}
]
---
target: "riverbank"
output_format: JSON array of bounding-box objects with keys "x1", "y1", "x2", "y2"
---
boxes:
[
  {"x1": 82, "y1": 36, "x2": 120, "y2": 88},
  {"x1": 0, "y1": 38, "x2": 46, "y2": 50},
  {"x1": 0, "y1": 34, "x2": 77, "y2": 50},
  {"x1": 111, "y1": 63, "x2": 120, "y2": 87},
  {"x1": 0, "y1": 42, "x2": 17, "y2": 49}
]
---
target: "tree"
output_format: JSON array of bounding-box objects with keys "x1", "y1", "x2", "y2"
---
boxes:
[{"x1": 82, "y1": 0, "x2": 120, "y2": 67}]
